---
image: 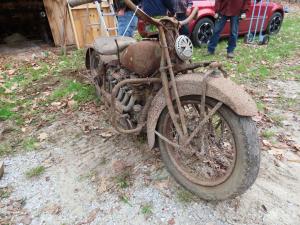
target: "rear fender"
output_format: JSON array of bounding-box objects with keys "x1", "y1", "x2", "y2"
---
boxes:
[{"x1": 147, "y1": 73, "x2": 257, "y2": 149}]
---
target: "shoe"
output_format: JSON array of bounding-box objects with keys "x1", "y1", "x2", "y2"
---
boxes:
[{"x1": 227, "y1": 52, "x2": 234, "y2": 58}]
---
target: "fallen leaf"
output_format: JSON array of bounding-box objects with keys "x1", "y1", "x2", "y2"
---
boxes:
[
  {"x1": 7, "y1": 69, "x2": 16, "y2": 75},
  {"x1": 38, "y1": 132, "x2": 48, "y2": 141},
  {"x1": 19, "y1": 215, "x2": 32, "y2": 225},
  {"x1": 77, "y1": 208, "x2": 101, "y2": 225},
  {"x1": 51, "y1": 102, "x2": 62, "y2": 107},
  {"x1": 168, "y1": 218, "x2": 176, "y2": 225},
  {"x1": 292, "y1": 144, "x2": 300, "y2": 152},
  {"x1": 45, "y1": 204, "x2": 61, "y2": 215},
  {"x1": 155, "y1": 180, "x2": 169, "y2": 190},
  {"x1": 100, "y1": 131, "x2": 113, "y2": 138},
  {"x1": 97, "y1": 177, "x2": 108, "y2": 194},
  {"x1": 269, "y1": 147, "x2": 285, "y2": 155},
  {"x1": 262, "y1": 140, "x2": 273, "y2": 148},
  {"x1": 67, "y1": 100, "x2": 77, "y2": 108},
  {"x1": 253, "y1": 115, "x2": 263, "y2": 122},
  {"x1": 112, "y1": 160, "x2": 128, "y2": 174}
]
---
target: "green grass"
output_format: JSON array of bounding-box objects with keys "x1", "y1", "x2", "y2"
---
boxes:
[
  {"x1": 119, "y1": 195, "x2": 133, "y2": 206},
  {"x1": 176, "y1": 188, "x2": 195, "y2": 204},
  {"x1": 193, "y1": 15, "x2": 300, "y2": 82},
  {"x1": 277, "y1": 95, "x2": 298, "y2": 109},
  {"x1": 0, "y1": 104, "x2": 14, "y2": 121},
  {"x1": 50, "y1": 79, "x2": 96, "y2": 103},
  {"x1": 0, "y1": 49, "x2": 89, "y2": 127},
  {"x1": 22, "y1": 137, "x2": 39, "y2": 151},
  {"x1": 0, "y1": 187, "x2": 12, "y2": 199},
  {"x1": 269, "y1": 114, "x2": 285, "y2": 127},
  {"x1": 261, "y1": 129, "x2": 276, "y2": 139},
  {"x1": 25, "y1": 166, "x2": 46, "y2": 178},
  {"x1": 256, "y1": 100, "x2": 266, "y2": 112},
  {"x1": 141, "y1": 203, "x2": 153, "y2": 216},
  {"x1": 115, "y1": 172, "x2": 130, "y2": 189},
  {"x1": 0, "y1": 142, "x2": 13, "y2": 157}
]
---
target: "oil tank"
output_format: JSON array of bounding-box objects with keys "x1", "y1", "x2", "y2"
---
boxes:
[{"x1": 120, "y1": 41, "x2": 161, "y2": 77}]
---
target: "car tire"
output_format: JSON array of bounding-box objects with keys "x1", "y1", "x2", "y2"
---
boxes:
[
  {"x1": 266, "y1": 12, "x2": 283, "y2": 35},
  {"x1": 191, "y1": 18, "x2": 214, "y2": 48}
]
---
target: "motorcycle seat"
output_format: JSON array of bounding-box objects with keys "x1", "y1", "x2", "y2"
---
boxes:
[{"x1": 93, "y1": 36, "x2": 137, "y2": 55}]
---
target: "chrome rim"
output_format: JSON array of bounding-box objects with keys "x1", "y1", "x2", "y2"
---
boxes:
[
  {"x1": 269, "y1": 15, "x2": 282, "y2": 34},
  {"x1": 197, "y1": 22, "x2": 213, "y2": 45}
]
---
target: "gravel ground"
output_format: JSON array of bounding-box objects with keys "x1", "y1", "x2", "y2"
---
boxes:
[{"x1": 1, "y1": 80, "x2": 300, "y2": 225}]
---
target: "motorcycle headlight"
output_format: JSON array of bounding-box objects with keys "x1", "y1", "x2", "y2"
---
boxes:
[{"x1": 175, "y1": 35, "x2": 193, "y2": 61}]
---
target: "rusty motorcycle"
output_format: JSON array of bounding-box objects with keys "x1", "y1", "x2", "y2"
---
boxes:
[{"x1": 68, "y1": 0, "x2": 260, "y2": 200}]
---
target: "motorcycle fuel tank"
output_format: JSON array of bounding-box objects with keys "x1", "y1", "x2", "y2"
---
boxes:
[{"x1": 120, "y1": 41, "x2": 161, "y2": 77}]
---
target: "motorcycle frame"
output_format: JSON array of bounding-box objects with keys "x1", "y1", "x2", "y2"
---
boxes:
[{"x1": 68, "y1": 0, "x2": 258, "y2": 150}]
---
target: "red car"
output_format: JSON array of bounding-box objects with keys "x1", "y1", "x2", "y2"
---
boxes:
[
  {"x1": 190, "y1": 0, "x2": 284, "y2": 46},
  {"x1": 138, "y1": 0, "x2": 284, "y2": 47}
]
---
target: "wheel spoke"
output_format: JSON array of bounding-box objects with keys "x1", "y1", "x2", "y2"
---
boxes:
[{"x1": 161, "y1": 97, "x2": 237, "y2": 186}]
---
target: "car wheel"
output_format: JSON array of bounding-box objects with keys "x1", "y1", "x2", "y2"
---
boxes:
[
  {"x1": 266, "y1": 12, "x2": 283, "y2": 35},
  {"x1": 191, "y1": 18, "x2": 214, "y2": 47}
]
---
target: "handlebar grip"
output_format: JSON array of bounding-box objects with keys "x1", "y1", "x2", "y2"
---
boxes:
[{"x1": 68, "y1": 0, "x2": 94, "y2": 7}]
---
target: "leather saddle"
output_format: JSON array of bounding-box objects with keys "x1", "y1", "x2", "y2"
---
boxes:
[{"x1": 93, "y1": 36, "x2": 136, "y2": 55}]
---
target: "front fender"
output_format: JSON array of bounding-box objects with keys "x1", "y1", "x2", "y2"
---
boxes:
[{"x1": 147, "y1": 73, "x2": 257, "y2": 149}]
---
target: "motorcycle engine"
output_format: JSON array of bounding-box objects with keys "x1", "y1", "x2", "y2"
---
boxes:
[{"x1": 120, "y1": 41, "x2": 161, "y2": 77}]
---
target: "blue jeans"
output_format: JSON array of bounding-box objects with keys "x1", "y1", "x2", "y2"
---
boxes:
[
  {"x1": 118, "y1": 11, "x2": 138, "y2": 37},
  {"x1": 208, "y1": 15, "x2": 239, "y2": 53}
]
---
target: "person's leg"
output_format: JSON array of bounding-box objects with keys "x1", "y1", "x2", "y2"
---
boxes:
[
  {"x1": 127, "y1": 14, "x2": 138, "y2": 37},
  {"x1": 208, "y1": 15, "x2": 227, "y2": 53},
  {"x1": 117, "y1": 14, "x2": 127, "y2": 36},
  {"x1": 118, "y1": 11, "x2": 138, "y2": 37},
  {"x1": 227, "y1": 16, "x2": 239, "y2": 53}
]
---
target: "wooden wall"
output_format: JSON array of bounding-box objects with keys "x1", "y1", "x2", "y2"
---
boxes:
[{"x1": 43, "y1": 0, "x2": 75, "y2": 46}]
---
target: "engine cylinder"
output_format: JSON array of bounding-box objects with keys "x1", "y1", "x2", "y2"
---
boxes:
[{"x1": 120, "y1": 41, "x2": 161, "y2": 77}]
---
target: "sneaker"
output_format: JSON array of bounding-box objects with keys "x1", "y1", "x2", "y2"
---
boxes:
[{"x1": 227, "y1": 52, "x2": 234, "y2": 58}]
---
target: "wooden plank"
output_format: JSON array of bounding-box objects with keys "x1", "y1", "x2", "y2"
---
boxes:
[{"x1": 43, "y1": 0, "x2": 75, "y2": 46}]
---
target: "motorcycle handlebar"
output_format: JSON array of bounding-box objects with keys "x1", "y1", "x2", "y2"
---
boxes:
[
  {"x1": 68, "y1": 0, "x2": 93, "y2": 7},
  {"x1": 179, "y1": 7, "x2": 199, "y2": 26},
  {"x1": 68, "y1": 0, "x2": 198, "y2": 27},
  {"x1": 124, "y1": 0, "x2": 161, "y2": 26}
]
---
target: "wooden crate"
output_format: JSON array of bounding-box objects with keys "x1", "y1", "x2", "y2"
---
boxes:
[
  {"x1": 44, "y1": 0, "x2": 117, "y2": 48},
  {"x1": 69, "y1": 1, "x2": 117, "y2": 48}
]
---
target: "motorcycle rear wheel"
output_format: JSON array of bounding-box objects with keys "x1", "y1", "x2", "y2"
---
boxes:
[{"x1": 157, "y1": 96, "x2": 260, "y2": 200}]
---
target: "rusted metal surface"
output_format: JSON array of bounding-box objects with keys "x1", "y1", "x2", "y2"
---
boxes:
[
  {"x1": 93, "y1": 36, "x2": 136, "y2": 55},
  {"x1": 147, "y1": 73, "x2": 258, "y2": 149},
  {"x1": 110, "y1": 78, "x2": 161, "y2": 134},
  {"x1": 159, "y1": 51, "x2": 184, "y2": 139},
  {"x1": 184, "y1": 102, "x2": 223, "y2": 146},
  {"x1": 159, "y1": 26, "x2": 188, "y2": 136},
  {"x1": 120, "y1": 41, "x2": 161, "y2": 77},
  {"x1": 160, "y1": 98, "x2": 237, "y2": 186}
]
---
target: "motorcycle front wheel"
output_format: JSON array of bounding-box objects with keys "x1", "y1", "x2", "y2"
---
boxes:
[{"x1": 157, "y1": 96, "x2": 260, "y2": 200}]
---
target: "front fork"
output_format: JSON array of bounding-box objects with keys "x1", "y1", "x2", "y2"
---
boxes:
[{"x1": 157, "y1": 26, "x2": 226, "y2": 148}]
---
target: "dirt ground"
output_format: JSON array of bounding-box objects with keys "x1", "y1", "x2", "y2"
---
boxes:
[{"x1": 1, "y1": 7, "x2": 300, "y2": 225}]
